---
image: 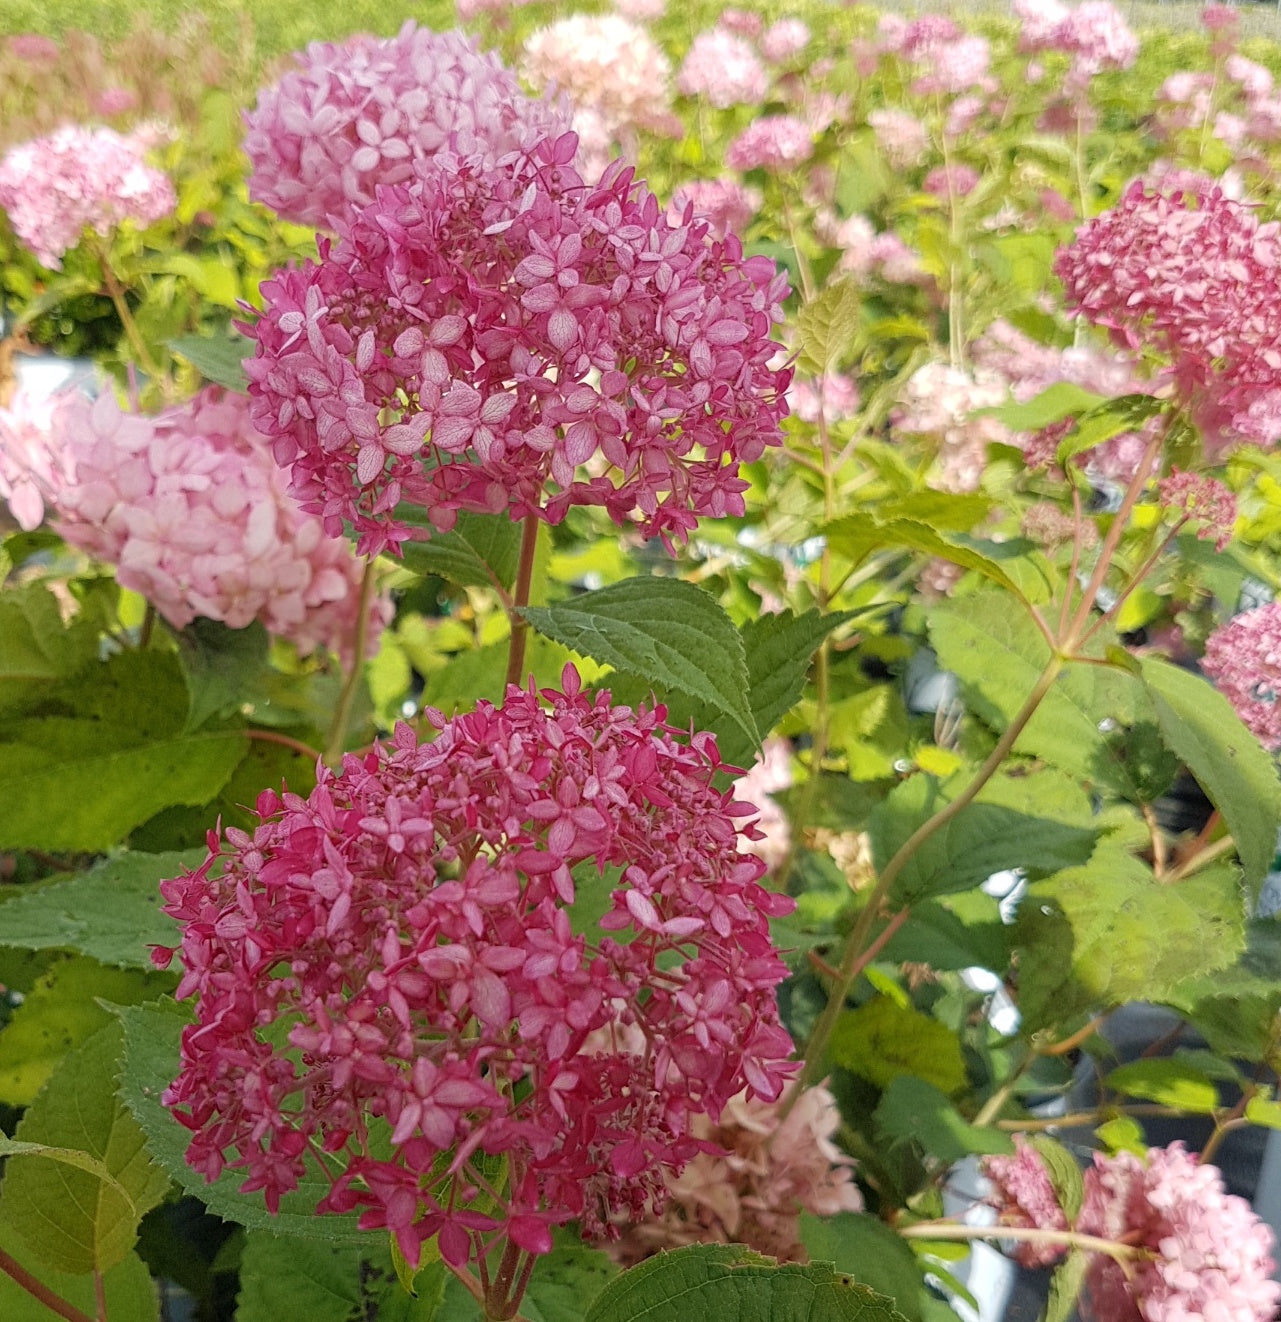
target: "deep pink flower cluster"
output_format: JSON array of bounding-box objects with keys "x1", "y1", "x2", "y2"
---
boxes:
[
  {"x1": 1056, "y1": 176, "x2": 1281, "y2": 451},
  {"x1": 1202, "y1": 602, "x2": 1281, "y2": 747},
  {"x1": 25, "y1": 388, "x2": 386, "y2": 660},
  {"x1": 984, "y1": 1142, "x2": 1280, "y2": 1321},
  {"x1": 155, "y1": 667, "x2": 798, "y2": 1267},
  {"x1": 983, "y1": 1137, "x2": 1070, "y2": 1269},
  {"x1": 242, "y1": 23, "x2": 566, "y2": 229},
  {"x1": 725, "y1": 116, "x2": 813, "y2": 173},
  {"x1": 1158, "y1": 469, "x2": 1236, "y2": 550},
  {"x1": 676, "y1": 28, "x2": 769, "y2": 108},
  {"x1": 0, "y1": 124, "x2": 175, "y2": 269},
  {"x1": 246, "y1": 134, "x2": 791, "y2": 557}
]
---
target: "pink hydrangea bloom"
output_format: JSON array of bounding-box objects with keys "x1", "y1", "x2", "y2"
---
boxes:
[
  {"x1": 0, "y1": 124, "x2": 175, "y2": 270},
  {"x1": 676, "y1": 28, "x2": 769, "y2": 108},
  {"x1": 1158, "y1": 468, "x2": 1236, "y2": 549},
  {"x1": 522, "y1": 15, "x2": 670, "y2": 133},
  {"x1": 156, "y1": 667, "x2": 798, "y2": 1269},
  {"x1": 725, "y1": 116, "x2": 813, "y2": 172},
  {"x1": 1056, "y1": 175, "x2": 1281, "y2": 452},
  {"x1": 897, "y1": 15, "x2": 961, "y2": 61},
  {"x1": 32, "y1": 388, "x2": 386, "y2": 659},
  {"x1": 1060, "y1": 0, "x2": 1139, "y2": 75},
  {"x1": 242, "y1": 23, "x2": 566, "y2": 229},
  {"x1": 915, "y1": 35, "x2": 992, "y2": 96},
  {"x1": 893, "y1": 362, "x2": 1010, "y2": 492},
  {"x1": 1226, "y1": 54, "x2": 1273, "y2": 102},
  {"x1": 983, "y1": 1137, "x2": 1071, "y2": 1269},
  {"x1": 610, "y1": 1080, "x2": 860, "y2": 1264},
  {"x1": 669, "y1": 178, "x2": 761, "y2": 238},
  {"x1": 7, "y1": 33, "x2": 60, "y2": 65},
  {"x1": 923, "y1": 164, "x2": 980, "y2": 197},
  {"x1": 760, "y1": 19, "x2": 811, "y2": 63},
  {"x1": 1203, "y1": 602, "x2": 1281, "y2": 747},
  {"x1": 790, "y1": 373, "x2": 861, "y2": 426},
  {"x1": 246, "y1": 134, "x2": 791, "y2": 558},
  {"x1": 1079, "y1": 1144, "x2": 1280, "y2": 1322},
  {"x1": 867, "y1": 109, "x2": 930, "y2": 169},
  {"x1": 1013, "y1": 0, "x2": 1071, "y2": 49},
  {"x1": 614, "y1": 0, "x2": 665, "y2": 17},
  {"x1": 719, "y1": 9, "x2": 764, "y2": 38}
]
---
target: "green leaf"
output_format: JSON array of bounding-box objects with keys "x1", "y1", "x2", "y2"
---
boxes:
[
  {"x1": 830, "y1": 997, "x2": 967, "y2": 1094},
  {"x1": 825, "y1": 518, "x2": 1032, "y2": 599},
  {"x1": 521, "y1": 1233, "x2": 620, "y2": 1322},
  {"x1": 1138, "y1": 656, "x2": 1281, "y2": 894},
  {"x1": 1105, "y1": 1059, "x2": 1219, "y2": 1113},
  {"x1": 738, "y1": 609, "x2": 857, "y2": 755},
  {"x1": 0, "y1": 650, "x2": 247, "y2": 852},
  {"x1": 0, "y1": 583, "x2": 108, "y2": 718},
  {"x1": 983, "y1": 382, "x2": 1108, "y2": 431},
  {"x1": 1025, "y1": 1136, "x2": 1084, "y2": 1220},
  {"x1": 799, "y1": 1214, "x2": 927, "y2": 1322},
  {"x1": 398, "y1": 510, "x2": 523, "y2": 592},
  {"x1": 879, "y1": 893, "x2": 1009, "y2": 973},
  {"x1": 929, "y1": 592, "x2": 1136, "y2": 778},
  {"x1": 874, "y1": 1078, "x2": 1013, "y2": 1164},
  {"x1": 115, "y1": 1000, "x2": 368, "y2": 1243},
  {"x1": 583, "y1": 1244, "x2": 909, "y2": 1322},
  {"x1": 0, "y1": 1024, "x2": 169, "y2": 1273},
  {"x1": 0, "y1": 1244, "x2": 157, "y2": 1322},
  {"x1": 521, "y1": 579, "x2": 758, "y2": 748},
  {"x1": 1162, "y1": 920, "x2": 1281, "y2": 1058},
  {"x1": 234, "y1": 1233, "x2": 447, "y2": 1322},
  {"x1": 1057, "y1": 394, "x2": 1165, "y2": 466},
  {"x1": 1245, "y1": 1096, "x2": 1281, "y2": 1129},
  {"x1": 0, "y1": 849, "x2": 201, "y2": 968},
  {"x1": 1016, "y1": 855, "x2": 1247, "y2": 1032},
  {"x1": 867, "y1": 775, "x2": 1096, "y2": 904},
  {"x1": 796, "y1": 278, "x2": 862, "y2": 375},
  {"x1": 1044, "y1": 1250, "x2": 1090, "y2": 1322},
  {"x1": 0, "y1": 957, "x2": 171, "y2": 1106},
  {"x1": 169, "y1": 332, "x2": 252, "y2": 392},
  {"x1": 174, "y1": 618, "x2": 271, "y2": 731}
]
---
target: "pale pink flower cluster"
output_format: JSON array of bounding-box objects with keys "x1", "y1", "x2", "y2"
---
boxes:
[
  {"x1": 676, "y1": 28, "x2": 769, "y2": 108},
  {"x1": 923, "y1": 164, "x2": 980, "y2": 197},
  {"x1": 916, "y1": 34, "x2": 992, "y2": 96},
  {"x1": 1082, "y1": 1144, "x2": 1280, "y2": 1322},
  {"x1": 867, "y1": 109, "x2": 930, "y2": 169},
  {"x1": 815, "y1": 212, "x2": 927, "y2": 286},
  {"x1": 611, "y1": 1081, "x2": 861, "y2": 1264},
  {"x1": 893, "y1": 362, "x2": 1010, "y2": 493},
  {"x1": 242, "y1": 23, "x2": 566, "y2": 229},
  {"x1": 759, "y1": 19, "x2": 811, "y2": 64},
  {"x1": 0, "y1": 388, "x2": 59, "y2": 531},
  {"x1": 985, "y1": 1142, "x2": 1279, "y2": 1322},
  {"x1": 1015, "y1": 0, "x2": 1138, "y2": 75},
  {"x1": 790, "y1": 373, "x2": 861, "y2": 426},
  {"x1": 725, "y1": 116, "x2": 813, "y2": 173},
  {"x1": 522, "y1": 15, "x2": 670, "y2": 134},
  {"x1": 614, "y1": 0, "x2": 665, "y2": 17},
  {"x1": 28, "y1": 389, "x2": 385, "y2": 659},
  {"x1": 455, "y1": 0, "x2": 536, "y2": 17},
  {"x1": 1203, "y1": 602, "x2": 1281, "y2": 747},
  {"x1": 972, "y1": 320, "x2": 1148, "y2": 403},
  {"x1": 669, "y1": 178, "x2": 761, "y2": 238},
  {"x1": 1057, "y1": 175, "x2": 1281, "y2": 452},
  {"x1": 733, "y1": 738, "x2": 793, "y2": 874},
  {"x1": 156, "y1": 667, "x2": 798, "y2": 1267},
  {"x1": 246, "y1": 134, "x2": 791, "y2": 557},
  {"x1": 0, "y1": 124, "x2": 175, "y2": 270}
]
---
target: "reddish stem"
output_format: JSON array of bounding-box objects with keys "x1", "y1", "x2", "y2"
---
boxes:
[{"x1": 0, "y1": 1248, "x2": 96, "y2": 1322}]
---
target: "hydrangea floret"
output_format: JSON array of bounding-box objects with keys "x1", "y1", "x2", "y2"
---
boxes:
[
  {"x1": 155, "y1": 667, "x2": 798, "y2": 1284},
  {"x1": 245, "y1": 132, "x2": 792, "y2": 557}
]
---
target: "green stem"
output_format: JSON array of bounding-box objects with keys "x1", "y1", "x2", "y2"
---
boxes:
[
  {"x1": 788, "y1": 653, "x2": 1064, "y2": 1099},
  {"x1": 0, "y1": 1248, "x2": 95, "y2": 1322},
  {"x1": 504, "y1": 513, "x2": 541, "y2": 692},
  {"x1": 324, "y1": 558, "x2": 376, "y2": 766},
  {"x1": 997, "y1": 1103, "x2": 1184, "y2": 1132},
  {"x1": 91, "y1": 237, "x2": 170, "y2": 397},
  {"x1": 138, "y1": 602, "x2": 156, "y2": 650},
  {"x1": 1062, "y1": 419, "x2": 1168, "y2": 649},
  {"x1": 900, "y1": 1222, "x2": 1142, "y2": 1263}
]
